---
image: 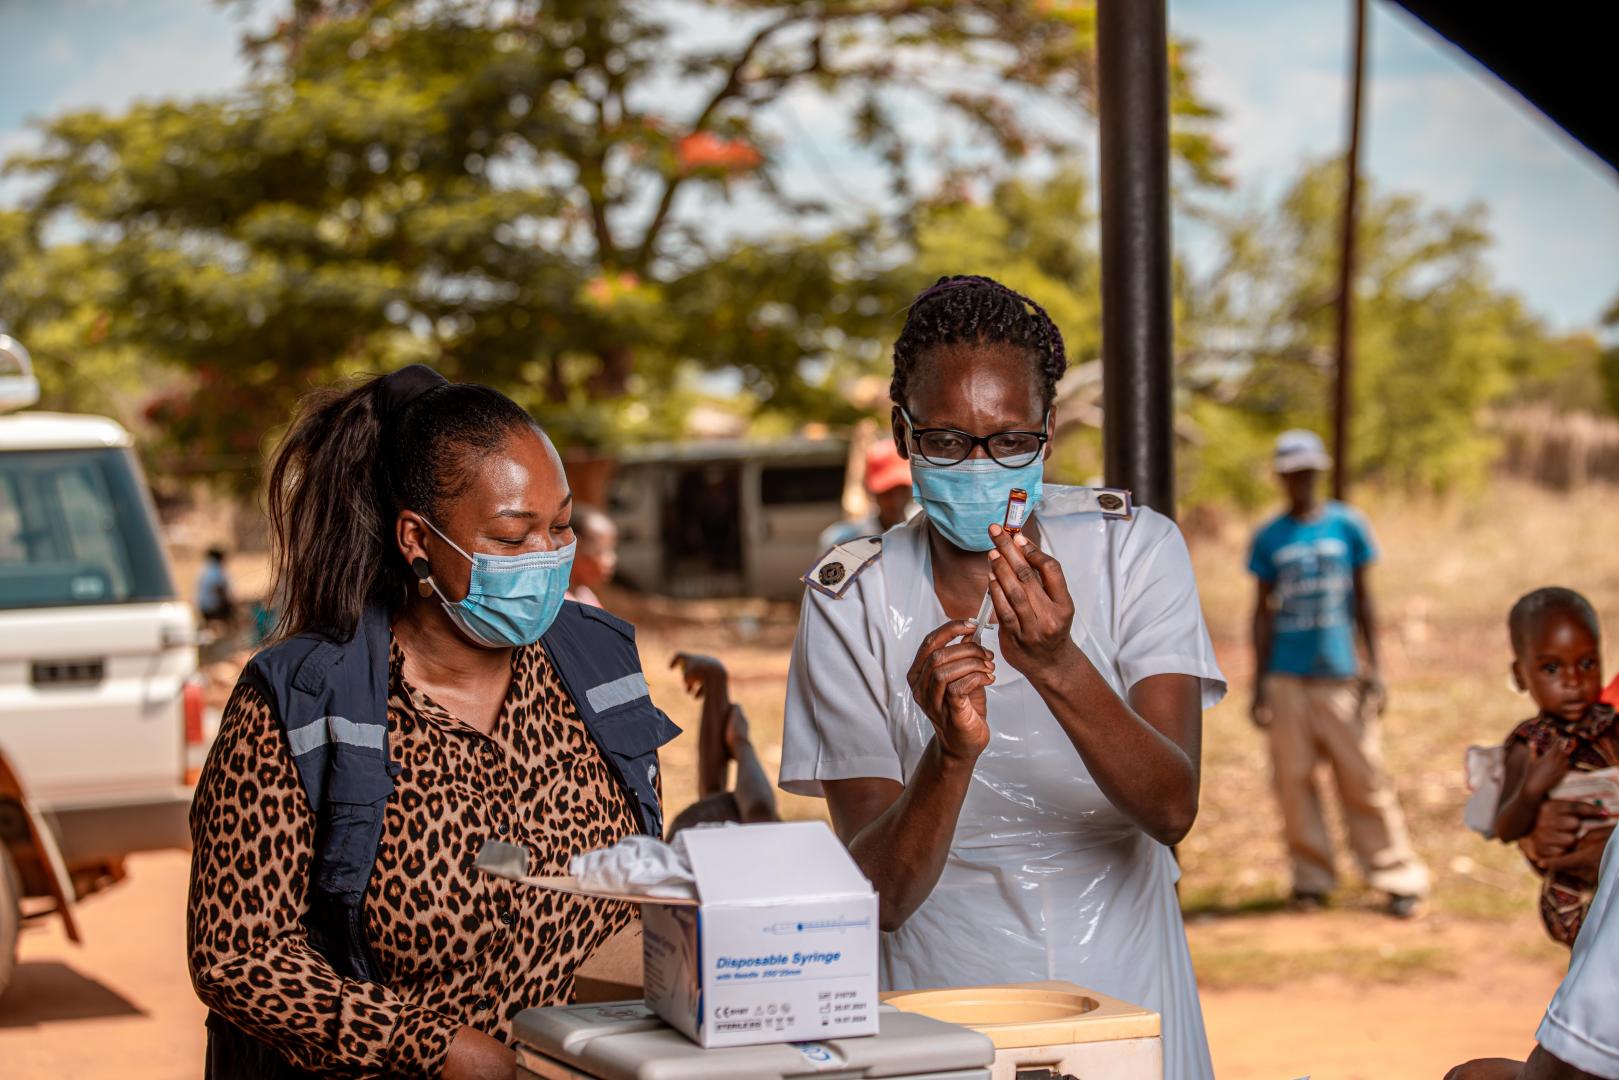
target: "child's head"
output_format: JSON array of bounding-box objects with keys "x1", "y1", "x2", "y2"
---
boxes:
[
  {"x1": 1509, "y1": 587, "x2": 1603, "y2": 720},
  {"x1": 569, "y1": 504, "x2": 618, "y2": 592}
]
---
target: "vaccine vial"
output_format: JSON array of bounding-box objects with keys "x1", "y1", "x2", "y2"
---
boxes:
[{"x1": 1002, "y1": 488, "x2": 1030, "y2": 535}]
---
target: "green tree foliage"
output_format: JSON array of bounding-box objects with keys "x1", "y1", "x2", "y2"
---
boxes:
[
  {"x1": 0, "y1": 0, "x2": 1222, "y2": 482},
  {"x1": 1179, "y1": 160, "x2": 1561, "y2": 503}
]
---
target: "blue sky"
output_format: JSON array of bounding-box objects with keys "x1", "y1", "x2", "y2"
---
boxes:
[
  {"x1": 1173, "y1": 0, "x2": 1618, "y2": 333},
  {"x1": 3, "y1": 0, "x2": 1615, "y2": 332}
]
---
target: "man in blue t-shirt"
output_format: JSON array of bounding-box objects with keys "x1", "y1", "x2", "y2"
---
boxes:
[{"x1": 1249, "y1": 430, "x2": 1429, "y2": 917}]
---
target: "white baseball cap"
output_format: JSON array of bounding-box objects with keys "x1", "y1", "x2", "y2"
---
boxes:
[{"x1": 1274, "y1": 429, "x2": 1331, "y2": 474}]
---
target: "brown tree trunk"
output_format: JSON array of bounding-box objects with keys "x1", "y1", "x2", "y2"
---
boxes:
[
  {"x1": 546, "y1": 353, "x2": 569, "y2": 404},
  {"x1": 587, "y1": 342, "x2": 634, "y2": 398}
]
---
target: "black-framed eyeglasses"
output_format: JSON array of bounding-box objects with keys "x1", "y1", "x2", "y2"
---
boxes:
[{"x1": 899, "y1": 408, "x2": 1049, "y2": 468}]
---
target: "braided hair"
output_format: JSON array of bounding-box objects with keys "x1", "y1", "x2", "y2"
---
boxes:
[{"x1": 890, "y1": 275, "x2": 1068, "y2": 410}]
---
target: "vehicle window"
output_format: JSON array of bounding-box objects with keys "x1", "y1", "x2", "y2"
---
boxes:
[
  {"x1": 758, "y1": 464, "x2": 846, "y2": 506},
  {"x1": 0, "y1": 448, "x2": 175, "y2": 609}
]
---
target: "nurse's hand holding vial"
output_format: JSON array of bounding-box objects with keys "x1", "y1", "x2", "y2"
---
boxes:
[
  {"x1": 985, "y1": 521, "x2": 1077, "y2": 679},
  {"x1": 906, "y1": 620, "x2": 995, "y2": 761}
]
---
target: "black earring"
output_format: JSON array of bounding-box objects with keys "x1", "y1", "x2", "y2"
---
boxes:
[{"x1": 411, "y1": 557, "x2": 434, "y2": 599}]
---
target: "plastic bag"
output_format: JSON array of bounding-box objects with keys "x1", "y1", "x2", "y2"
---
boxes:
[
  {"x1": 570, "y1": 834, "x2": 697, "y2": 899},
  {"x1": 1463, "y1": 744, "x2": 1505, "y2": 838}
]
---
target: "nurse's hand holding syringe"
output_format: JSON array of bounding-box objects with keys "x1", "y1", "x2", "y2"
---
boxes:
[{"x1": 906, "y1": 619, "x2": 995, "y2": 759}]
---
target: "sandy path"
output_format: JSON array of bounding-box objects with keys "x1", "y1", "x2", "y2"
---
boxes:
[
  {"x1": 1, "y1": 852, "x2": 204, "y2": 1079},
  {"x1": 1203, "y1": 966, "x2": 1559, "y2": 1079}
]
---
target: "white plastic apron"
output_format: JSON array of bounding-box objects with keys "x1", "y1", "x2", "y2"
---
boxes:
[{"x1": 868, "y1": 508, "x2": 1214, "y2": 1080}]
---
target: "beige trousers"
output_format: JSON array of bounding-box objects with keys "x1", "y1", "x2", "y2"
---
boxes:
[{"x1": 1263, "y1": 674, "x2": 1430, "y2": 897}]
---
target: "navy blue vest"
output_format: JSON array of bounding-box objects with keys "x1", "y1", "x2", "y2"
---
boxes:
[{"x1": 204, "y1": 601, "x2": 678, "y2": 1078}]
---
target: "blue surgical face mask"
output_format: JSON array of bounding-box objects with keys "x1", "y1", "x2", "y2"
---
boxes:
[
  {"x1": 422, "y1": 518, "x2": 575, "y2": 647},
  {"x1": 911, "y1": 456, "x2": 1044, "y2": 553}
]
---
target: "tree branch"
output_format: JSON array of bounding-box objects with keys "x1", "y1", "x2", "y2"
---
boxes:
[
  {"x1": 633, "y1": 12, "x2": 802, "y2": 270},
  {"x1": 584, "y1": 77, "x2": 617, "y2": 264}
]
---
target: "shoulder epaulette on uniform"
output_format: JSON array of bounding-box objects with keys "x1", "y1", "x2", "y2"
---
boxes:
[
  {"x1": 802, "y1": 535, "x2": 884, "y2": 599},
  {"x1": 1039, "y1": 486, "x2": 1134, "y2": 519}
]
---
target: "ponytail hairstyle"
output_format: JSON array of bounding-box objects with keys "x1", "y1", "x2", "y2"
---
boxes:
[
  {"x1": 265, "y1": 367, "x2": 541, "y2": 641},
  {"x1": 890, "y1": 275, "x2": 1068, "y2": 411}
]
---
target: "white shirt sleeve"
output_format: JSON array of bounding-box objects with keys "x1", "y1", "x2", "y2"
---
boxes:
[
  {"x1": 1111, "y1": 508, "x2": 1228, "y2": 709},
  {"x1": 1536, "y1": 840, "x2": 1619, "y2": 1077},
  {"x1": 778, "y1": 575, "x2": 904, "y2": 798}
]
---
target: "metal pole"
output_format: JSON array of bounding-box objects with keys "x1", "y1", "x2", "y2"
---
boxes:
[
  {"x1": 1098, "y1": 0, "x2": 1175, "y2": 518},
  {"x1": 1332, "y1": 0, "x2": 1368, "y2": 501}
]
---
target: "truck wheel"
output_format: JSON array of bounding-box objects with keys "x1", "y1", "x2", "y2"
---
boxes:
[{"x1": 0, "y1": 846, "x2": 19, "y2": 1002}]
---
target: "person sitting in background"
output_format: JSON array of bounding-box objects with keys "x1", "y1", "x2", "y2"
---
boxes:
[
  {"x1": 665, "y1": 652, "x2": 779, "y2": 835},
  {"x1": 818, "y1": 438, "x2": 916, "y2": 551},
  {"x1": 1445, "y1": 837, "x2": 1619, "y2": 1080},
  {"x1": 1248, "y1": 428, "x2": 1429, "y2": 917},
  {"x1": 1493, "y1": 588, "x2": 1618, "y2": 947},
  {"x1": 196, "y1": 546, "x2": 235, "y2": 624},
  {"x1": 565, "y1": 504, "x2": 617, "y2": 609}
]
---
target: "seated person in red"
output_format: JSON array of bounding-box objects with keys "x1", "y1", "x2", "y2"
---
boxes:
[
  {"x1": 666, "y1": 653, "x2": 780, "y2": 835},
  {"x1": 1494, "y1": 588, "x2": 1619, "y2": 946}
]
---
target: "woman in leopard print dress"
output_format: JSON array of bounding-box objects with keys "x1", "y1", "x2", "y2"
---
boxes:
[{"x1": 188, "y1": 368, "x2": 674, "y2": 1079}]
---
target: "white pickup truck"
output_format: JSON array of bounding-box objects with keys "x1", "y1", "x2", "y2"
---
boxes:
[{"x1": 0, "y1": 336, "x2": 202, "y2": 998}]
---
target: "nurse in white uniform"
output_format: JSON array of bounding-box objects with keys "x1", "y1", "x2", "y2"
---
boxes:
[{"x1": 780, "y1": 275, "x2": 1225, "y2": 1080}]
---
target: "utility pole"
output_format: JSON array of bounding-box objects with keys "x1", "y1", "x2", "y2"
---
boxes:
[
  {"x1": 1332, "y1": 0, "x2": 1369, "y2": 500},
  {"x1": 1097, "y1": 0, "x2": 1175, "y2": 518}
]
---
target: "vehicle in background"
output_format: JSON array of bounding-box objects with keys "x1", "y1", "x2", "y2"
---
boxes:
[
  {"x1": 0, "y1": 336, "x2": 203, "y2": 999},
  {"x1": 607, "y1": 437, "x2": 849, "y2": 600}
]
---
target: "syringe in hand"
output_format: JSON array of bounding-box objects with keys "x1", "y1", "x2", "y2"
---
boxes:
[{"x1": 971, "y1": 488, "x2": 1029, "y2": 646}]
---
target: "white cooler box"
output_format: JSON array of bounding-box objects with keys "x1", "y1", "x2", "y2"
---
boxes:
[
  {"x1": 512, "y1": 1000, "x2": 995, "y2": 1080},
  {"x1": 882, "y1": 982, "x2": 1162, "y2": 1080}
]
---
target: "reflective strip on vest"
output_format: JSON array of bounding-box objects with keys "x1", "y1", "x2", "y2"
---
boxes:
[
  {"x1": 285, "y1": 715, "x2": 387, "y2": 758},
  {"x1": 585, "y1": 672, "x2": 650, "y2": 712}
]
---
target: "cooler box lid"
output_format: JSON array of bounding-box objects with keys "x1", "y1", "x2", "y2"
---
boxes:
[
  {"x1": 513, "y1": 1001, "x2": 995, "y2": 1079},
  {"x1": 881, "y1": 981, "x2": 1160, "y2": 1048}
]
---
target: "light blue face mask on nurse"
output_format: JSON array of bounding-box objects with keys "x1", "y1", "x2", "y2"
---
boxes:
[
  {"x1": 911, "y1": 457, "x2": 1045, "y2": 552},
  {"x1": 903, "y1": 405, "x2": 1049, "y2": 553},
  {"x1": 420, "y1": 518, "x2": 576, "y2": 647}
]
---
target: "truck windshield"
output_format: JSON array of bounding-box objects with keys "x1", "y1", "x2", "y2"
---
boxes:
[{"x1": 0, "y1": 447, "x2": 175, "y2": 609}]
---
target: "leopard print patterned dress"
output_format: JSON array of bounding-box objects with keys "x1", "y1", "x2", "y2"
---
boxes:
[{"x1": 188, "y1": 639, "x2": 644, "y2": 1077}]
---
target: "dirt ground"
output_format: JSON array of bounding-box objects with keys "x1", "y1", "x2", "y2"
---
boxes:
[{"x1": 4, "y1": 478, "x2": 1605, "y2": 1078}]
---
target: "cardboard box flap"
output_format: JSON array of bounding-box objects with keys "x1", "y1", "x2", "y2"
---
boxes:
[{"x1": 681, "y1": 821, "x2": 872, "y2": 905}]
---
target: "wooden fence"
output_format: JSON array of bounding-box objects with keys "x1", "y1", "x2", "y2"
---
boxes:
[{"x1": 1494, "y1": 406, "x2": 1619, "y2": 489}]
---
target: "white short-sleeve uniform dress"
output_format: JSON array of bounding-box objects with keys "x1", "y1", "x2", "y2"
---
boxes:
[{"x1": 780, "y1": 487, "x2": 1226, "y2": 1080}]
